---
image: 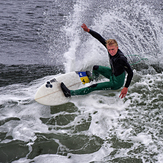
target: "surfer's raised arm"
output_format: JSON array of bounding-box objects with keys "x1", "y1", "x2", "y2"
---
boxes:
[{"x1": 81, "y1": 23, "x2": 106, "y2": 47}]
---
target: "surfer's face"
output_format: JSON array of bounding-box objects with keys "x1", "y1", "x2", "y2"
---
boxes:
[{"x1": 107, "y1": 45, "x2": 118, "y2": 56}]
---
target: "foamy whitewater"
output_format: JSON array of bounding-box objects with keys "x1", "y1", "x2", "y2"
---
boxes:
[{"x1": 0, "y1": 0, "x2": 163, "y2": 162}]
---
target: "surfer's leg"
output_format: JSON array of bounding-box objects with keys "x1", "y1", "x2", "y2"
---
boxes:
[
  {"x1": 61, "y1": 72, "x2": 126, "y2": 97},
  {"x1": 92, "y1": 65, "x2": 112, "y2": 80},
  {"x1": 70, "y1": 81, "x2": 114, "y2": 96},
  {"x1": 111, "y1": 72, "x2": 126, "y2": 90},
  {"x1": 70, "y1": 72, "x2": 126, "y2": 96}
]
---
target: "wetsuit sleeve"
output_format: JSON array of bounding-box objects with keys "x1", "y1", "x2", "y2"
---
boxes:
[
  {"x1": 121, "y1": 59, "x2": 133, "y2": 88},
  {"x1": 89, "y1": 30, "x2": 106, "y2": 48}
]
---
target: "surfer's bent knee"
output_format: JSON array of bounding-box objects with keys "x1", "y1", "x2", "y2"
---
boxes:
[{"x1": 93, "y1": 65, "x2": 99, "y2": 70}]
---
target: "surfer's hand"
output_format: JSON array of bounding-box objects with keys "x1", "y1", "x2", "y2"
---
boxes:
[
  {"x1": 119, "y1": 87, "x2": 128, "y2": 99},
  {"x1": 81, "y1": 23, "x2": 90, "y2": 32}
]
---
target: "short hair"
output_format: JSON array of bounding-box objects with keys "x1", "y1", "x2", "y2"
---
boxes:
[{"x1": 106, "y1": 39, "x2": 118, "y2": 47}]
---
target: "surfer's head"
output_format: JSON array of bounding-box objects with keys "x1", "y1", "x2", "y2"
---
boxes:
[{"x1": 106, "y1": 39, "x2": 118, "y2": 56}]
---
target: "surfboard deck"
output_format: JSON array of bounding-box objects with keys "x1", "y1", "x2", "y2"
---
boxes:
[{"x1": 34, "y1": 71, "x2": 91, "y2": 106}]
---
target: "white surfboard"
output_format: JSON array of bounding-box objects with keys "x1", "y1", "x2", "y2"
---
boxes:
[{"x1": 34, "y1": 71, "x2": 90, "y2": 106}]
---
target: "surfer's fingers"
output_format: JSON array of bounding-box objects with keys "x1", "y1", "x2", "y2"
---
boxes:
[{"x1": 119, "y1": 92, "x2": 126, "y2": 99}]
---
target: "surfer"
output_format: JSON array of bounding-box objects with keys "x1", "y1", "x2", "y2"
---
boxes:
[{"x1": 61, "y1": 23, "x2": 133, "y2": 99}]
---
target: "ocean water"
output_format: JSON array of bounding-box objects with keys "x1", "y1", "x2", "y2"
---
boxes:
[{"x1": 0, "y1": 0, "x2": 163, "y2": 162}]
